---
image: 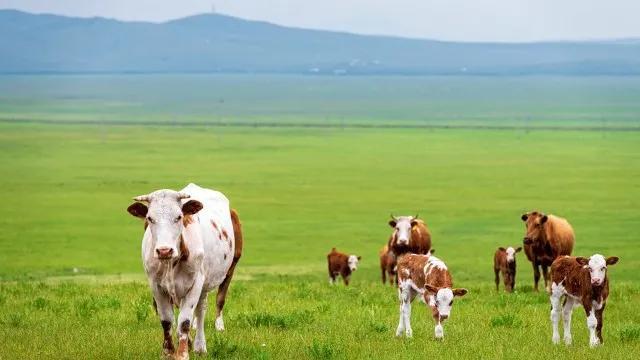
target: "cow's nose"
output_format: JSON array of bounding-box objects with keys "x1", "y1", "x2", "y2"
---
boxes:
[
  {"x1": 156, "y1": 247, "x2": 174, "y2": 259},
  {"x1": 440, "y1": 314, "x2": 449, "y2": 321}
]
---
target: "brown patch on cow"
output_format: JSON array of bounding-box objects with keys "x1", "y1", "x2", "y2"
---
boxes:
[
  {"x1": 161, "y1": 320, "x2": 175, "y2": 355},
  {"x1": 179, "y1": 235, "x2": 190, "y2": 261},
  {"x1": 327, "y1": 248, "x2": 359, "y2": 286},
  {"x1": 215, "y1": 208, "x2": 244, "y2": 320},
  {"x1": 182, "y1": 214, "x2": 194, "y2": 227},
  {"x1": 521, "y1": 211, "x2": 575, "y2": 291},
  {"x1": 222, "y1": 228, "x2": 229, "y2": 240},
  {"x1": 379, "y1": 244, "x2": 397, "y2": 286},
  {"x1": 388, "y1": 218, "x2": 432, "y2": 257}
]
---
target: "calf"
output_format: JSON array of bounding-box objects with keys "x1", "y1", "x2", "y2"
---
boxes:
[
  {"x1": 396, "y1": 254, "x2": 467, "y2": 339},
  {"x1": 327, "y1": 248, "x2": 361, "y2": 285},
  {"x1": 379, "y1": 244, "x2": 396, "y2": 286},
  {"x1": 549, "y1": 254, "x2": 619, "y2": 347},
  {"x1": 493, "y1": 246, "x2": 522, "y2": 292}
]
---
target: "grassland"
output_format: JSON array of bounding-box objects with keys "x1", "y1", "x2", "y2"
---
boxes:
[{"x1": 0, "y1": 75, "x2": 639, "y2": 359}]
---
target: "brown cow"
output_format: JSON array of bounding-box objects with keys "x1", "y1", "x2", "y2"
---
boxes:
[
  {"x1": 327, "y1": 248, "x2": 361, "y2": 286},
  {"x1": 549, "y1": 254, "x2": 619, "y2": 347},
  {"x1": 493, "y1": 246, "x2": 522, "y2": 292},
  {"x1": 521, "y1": 211, "x2": 575, "y2": 292},
  {"x1": 388, "y1": 215, "x2": 432, "y2": 257},
  {"x1": 379, "y1": 244, "x2": 397, "y2": 286},
  {"x1": 396, "y1": 254, "x2": 467, "y2": 339}
]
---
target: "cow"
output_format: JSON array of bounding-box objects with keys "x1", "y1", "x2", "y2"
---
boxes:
[
  {"x1": 493, "y1": 246, "x2": 522, "y2": 292},
  {"x1": 549, "y1": 254, "x2": 619, "y2": 347},
  {"x1": 380, "y1": 245, "x2": 435, "y2": 286},
  {"x1": 127, "y1": 183, "x2": 243, "y2": 360},
  {"x1": 379, "y1": 244, "x2": 396, "y2": 286},
  {"x1": 521, "y1": 211, "x2": 575, "y2": 292},
  {"x1": 327, "y1": 248, "x2": 361, "y2": 286},
  {"x1": 388, "y1": 214, "x2": 431, "y2": 257},
  {"x1": 395, "y1": 254, "x2": 468, "y2": 339}
]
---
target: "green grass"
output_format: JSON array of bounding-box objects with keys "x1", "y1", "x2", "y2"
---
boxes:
[{"x1": 0, "y1": 74, "x2": 639, "y2": 359}]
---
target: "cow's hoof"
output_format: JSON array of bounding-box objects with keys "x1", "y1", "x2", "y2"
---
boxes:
[
  {"x1": 564, "y1": 335, "x2": 572, "y2": 345},
  {"x1": 174, "y1": 351, "x2": 189, "y2": 360},
  {"x1": 589, "y1": 339, "x2": 601, "y2": 348},
  {"x1": 194, "y1": 339, "x2": 207, "y2": 354},
  {"x1": 552, "y1": 334, "x2": 560, "y2": 345},
  {"x1": 215, "y1": 316, "x2": 225, "y2": 331}
]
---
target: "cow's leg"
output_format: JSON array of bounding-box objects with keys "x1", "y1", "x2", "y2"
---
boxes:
[
  {"x1": 193, "y1": 294, "x2": 208, "y2": 354},
  {"x1": 175, "y1": 274, "x2": 205, "y2": 360},
  {"x1": 343, "y1": 274, "x2": 350, "y2": 286},
  {"x1": 542, "y1": 265, "x2": 550, "y2": 293},
  {"x1": 533, "y1": 263, "x2": 541, "y2": 292},
  {"x1": 595, "y1": 303, "x2": 606, "y2": 344},
  {"x1": 152, "y1": 289, "x2": 175, "y2": 357},
  {"x1": 550, "y1": 282, "x2": 564, "y2": 344},
  {"x1": 581, "y1": 299, "x2": 599, "y2": 347},
  {"x1": 214, "y1": 256, "x2": 240, "y2": 332},
  {"x1": 494, "y1": 267, "x2": 500, "y2": 292},
  {"x1": 562, "y1": 297, "x2": 575, "y2": 345},
  {"x1": 434, "y1": 314, "x2": 444, "y2": 340},
  {"x1": 395, "y1": 284, "x2": 412, "y2": 337},
  {"x1": 381, "y1": 267, "x2": 387, "y2": 284}
]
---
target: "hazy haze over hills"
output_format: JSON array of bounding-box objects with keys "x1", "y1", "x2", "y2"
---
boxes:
[{"x1": 1, "y1": 9, "x2": 639, "y2": 75}]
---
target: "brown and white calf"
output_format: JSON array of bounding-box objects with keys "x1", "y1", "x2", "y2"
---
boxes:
[
  {"x1": 549, "y1": 254, "x2": 619, "y2": 347},
  {"x1": 396, "y1": 254, "x2": 467, "y2": 339},
  {"x1": 327, "y1": 248, "x2": 361, "y2": 286},
  {"x1": 127, "y1": 183, "x2": 243, "y2": 359},
  {"x1": 493, "y1": 246, "x2": 522, "y2": 292}
]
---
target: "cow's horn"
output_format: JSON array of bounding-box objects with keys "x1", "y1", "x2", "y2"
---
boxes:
[
  {"x1": 176, "y1": 192, "x2": 191, "y2": 200},
  {"x1": 133, "y1": 194, "x2": 150, "y2": 202},
  {"x1": 414, "y1": 213, "x2": 419, "y2": 219},
  {"x1": 390, "y1": 213, "x2": 396, "y2": 220}
]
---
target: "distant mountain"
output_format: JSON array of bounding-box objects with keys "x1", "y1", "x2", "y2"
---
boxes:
[{"x1": 1, "y1": 9, "x2": 639, "y2": 75}]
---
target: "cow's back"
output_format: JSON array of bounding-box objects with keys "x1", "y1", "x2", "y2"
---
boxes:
[{"x1": 545, "y1": 215, "x2": 575, "y2": 257}]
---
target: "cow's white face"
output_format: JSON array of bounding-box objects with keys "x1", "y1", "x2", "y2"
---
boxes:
[
  {"x1": 348, "y1": 255, "x2": 361, "y2": 271},
  {"x1": 127, "y1": 189, "x2": 203, "y2": 261},
  {"x1": 389, "y1": 216, "x2": 418, "y2": 246},
  {"x1": 577, "y1": 254, "x2": 619, "y2": 286},
  {"x1": 425, "y1": 286, "x2": 468, "y2": 321}
]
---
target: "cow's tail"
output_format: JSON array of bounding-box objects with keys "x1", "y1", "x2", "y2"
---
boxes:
[{"x1": 230, "y1": 209, "x2": 243, "y2": 261}]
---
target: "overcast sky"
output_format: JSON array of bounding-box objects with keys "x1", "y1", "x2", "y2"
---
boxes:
[{"x1": 2, "y1": 0, "x2": 639, "y2": 42}]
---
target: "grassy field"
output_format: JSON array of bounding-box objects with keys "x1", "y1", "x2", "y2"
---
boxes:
[{"x1": 0, "y1": 75, "x2": 639, "y2": 359}]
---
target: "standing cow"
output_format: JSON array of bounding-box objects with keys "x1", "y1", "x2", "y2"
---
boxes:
[
  {"x1": 521, "y1": 211, "x2": 574, "y2": 292},
  {"x1": 127, "y1": 183, "x2": 243, "y2": 360},
  {"x1": 388, "y1": 214, "x2": 432, "y2": 257},
  {"x1": 493, "y1": 246, "x2": 522, "y2": 292},
  {"x1": 379, "y1": 244, "x2": 397, "y2": 286},
  {"x1": 327, "y1": 248, "x2": 361, "y2": 286}
]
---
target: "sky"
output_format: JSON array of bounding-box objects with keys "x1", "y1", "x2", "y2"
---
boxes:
[{"x1": 1, "y1": 0, "x2": 639, "y2": 42}]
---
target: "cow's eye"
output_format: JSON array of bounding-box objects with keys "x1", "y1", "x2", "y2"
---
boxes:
[
  {"x1": 449, "y1": 301, "x2": 453, "y2": 306},
  {"x1": 175, "y1": 215, "x2": 182, "y2": 223},
  {"x1": 601, "y1": 267, "x2": 606, "y2": 271},
  {"x1": 147, "y1": 216, "x2": 155, "y2": 224}
]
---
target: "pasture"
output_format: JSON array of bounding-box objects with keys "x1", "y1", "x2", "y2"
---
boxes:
[{"x1": 0, "y1": 75, "x2": 639, "y2": 359}]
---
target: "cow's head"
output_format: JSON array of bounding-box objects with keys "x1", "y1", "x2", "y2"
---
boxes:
[
  {"x1": 576, "y1": 254, "x2": 619, "y2": 286},
  {"x1": 500, "y1": 246, "x2": 522, "y2": 263},
  {"x1": 348, "y1": 255, "x2": 361, "y2": 271},
  {"x1": 127, "y1": 189, "x2": 203, "y2": 260},
  {"x1": 389, "y1": 214, "x2": 419, "y2": 246},
  {"x1": 424, "y1": 284, "x2": 468, "y2": 321},
  {"x1": 521, "y1": 211, "x2": 548, "y2": 245}
]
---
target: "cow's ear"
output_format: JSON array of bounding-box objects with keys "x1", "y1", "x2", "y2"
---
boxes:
[
  {"x1": 410, "y1": 220, "x2": 419, "y2": 227},
  {"x1": 424, "y1": 284, "x2": 438, "y2": 294},
  {"x1": 606, "y1": 256, "x2": 619, "y2": 266},
  {"x1": 453, "y1": 288, "x2": 468, "y2": 297},
  {"x1": 521, "y1": 214, "x2": 528, "y2": 221},
  {"x1": 429, "y1": 248, "x2": 435, "y2": 254},
  {"x1": 127, "y1": 202, "x2": 148, "y2": 218},
  {"x1": 576, "y1": 257, "x2": 589, "y2": 266},
  {"x1": 540, "y1": 215, "x2": 548, "y2": 224},
  {"x1": 499, "y1": 247, "x2": 506, "y2": 252},
  {"x1": 388, "y1": 220, "x2": 397, "y2": 228},
  {"x1": 515, "y1": 247, "x2": 523, "y2": 253},
  {"x1": 182, "y1": 200, "x2": 203, "y2": 215},
  {"x1": 357, "y1": 256, "x2": 362, "y2": 261}
]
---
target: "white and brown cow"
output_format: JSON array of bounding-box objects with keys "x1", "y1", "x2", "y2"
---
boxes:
[
  {"x1": 127, "y1": 183, "x2": 243, "y2": 359},
  {"x1": 493, "y1": 246, "x2": 522, "y2": 292},
  {"x1": 549, "y1": 254, "x2": 619, "y2": 347},
  {"x1": 395, "y1": 254, "x2": 468, "y2": 339},
  {"x1": 388, "y1": 214, "x2": 432, "y2": 258},
  {"x1": 327, "y1": 247, "x2": 361, "y2": 286}
]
